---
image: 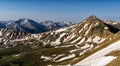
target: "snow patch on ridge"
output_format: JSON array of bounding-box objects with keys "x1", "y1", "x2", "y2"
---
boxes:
[
  {"x1": 56, "y1": 54, "x2": 75, "y2": 62},
  {"x1": 79, "y1": 29, "x2": 83, "y2": 33},
  {"x1": 41, "y1": 56, "x2": 52, "y2": 61},
  {"x1": 77, "y1": 38, "x2": 85, "y2": 44},
  {"x1": 84, "y1": 24, "x2": 88, "y2": 28},
  {"x1": 81, "y1": 44, "x2": 90, "y2": 49},
  {"x1": 55, "y1": 28, "x2": 67, "y2": 33},
  {"x1": 69, "y1": 49, "x2": 80, "y2": 53},
  {"x1": 53, "y1": 54, "x2": 65, "y2": 60},
  {"x1": 93, "y1": 36, "x2": 105, "y2": 43},
  {"x1": 0, "y1": 31, "x2": 2, "y2": 36},
  {"x1": 86, "y1": 37, "x2": 92, "y2": 42},
  {"x1": 71, "y1": 37, "x2": 81, "y2": 43}
]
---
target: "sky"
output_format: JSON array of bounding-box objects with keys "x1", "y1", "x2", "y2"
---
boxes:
[{"x1": 0, "y1": 0, "x2": 120, "y2": 22}]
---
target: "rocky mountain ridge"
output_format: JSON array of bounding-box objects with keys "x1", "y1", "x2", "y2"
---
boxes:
[{"x1": 0, "y1": 16, "x2": 120, "y2": 66}]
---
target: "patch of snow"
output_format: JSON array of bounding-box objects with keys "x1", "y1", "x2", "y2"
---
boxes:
[
  {"x1": 41, "y1": 56, "x2": 52, "y2": 61},
  {"x1": 63, "y1": 35, "x2": 71, "y2": 42},
  {"x1": 113, "y1": 22, "x2": 117, "y2": 25},
  {"x1": 86, "y1": 37, "x2": 92, "y2": 42},
  {"x1": 85, "y1": 25, "x2": 92, "y2": 36},
  {"x1": 84, "y1": 24, "x2": 88, "y2": 28},
  {"x1": 50, "y1": 32, "x2": 53, "y2": 35},
  {"x1": 13, "y1": 37, "x2": 29, "y2": 41},
  {"x1": 63, "y1": 33, "x2": 76, "y2": 42},
  {"x1": 75, "y1": 39, "x2": 120, "y2": 65},
  {"x1": 95, "y1": 22, "x2": 99, "y2": 26},
  {"x1": 66, "y1": 64, "x2": 71, "y2": 66},
  {"x1": 90, "y1": 44, "x2": 94, "y2": 49},
  {"x1": 79, "y1": 29, "x2": 83, "y2": 33},
  {"x1": 71, "y1": 37, "x2": 81, "y2": 43},
  {"x1": 0, "y1": 31, "x2": 2, "y2": 36},
  {"x1": 6, "y1": 33, "x2": 10, "y2": 36},
  {"x1": 69, "y1": 49, "x2": 80, "y2": 53},
  {"x1": 93, "y1": 36, "x2": 101, "y2": 43},
  {"x1": 75, "y1": 45, "x2": 80, "y2": 48},
  {"x1": 72, "y1": 28, "x2": 76, "y2": 32},
  {"x1": 104, "y1": 27, "x2": 108, "y2": 29},
  {"x1": 93, "y1": 36, "x2": 105, "y2": 43},
  {"x1": 69, "y1": 25, "x2": 76, "y2": 28},
  {"x1": 53, "y1": 54, "x2": 65, "y2": 60},
  {"x1": 4, "y1": 40, "x2": 9, "y2": 45},
  {"x1": 69, "y1": 33, "x2": 76, "y2": 40},
  {"x1": 51, "y1": 33, "x2": 66, "y2": 45},
  {"x1": 60, "y1": 45, "x2": 73, "y2": 47},
  {"x1": 98, "y1": 39, "x2": 106, "y2": 44},
  {"x1": 75, "y1": 56, "x2": 116, "y2": 66},
  {"x1": 81, "y1": 44, "x2": 90, "y2": 49},
  {"x1": 79, "y1": 44, "x2": 93, "y2": 56},
  {"x1": 32, "y1": 34, "x2": 39, "y2": 38},
  {"x1": 55, "y1": 28, "x2": 67, "y2": 33},
  {"x1": 56, "y1": 54, "x2": 75, "y2": 62},
  {"x1": 110, "y1": 38, "x2": 112, "y2": 40},
  {"x1": 77, "y1": 38, "x2": 85, "y2": 45},
  {"x1": 13, "y1": 54, "x2": 21, "y2": 57}
]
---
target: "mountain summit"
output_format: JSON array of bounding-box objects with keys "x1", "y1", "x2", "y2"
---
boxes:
[
  {"x1": 6, "y1": 18, "x2": 47, "y2": 34},
  {"x1": 87, "y1": 15, "x2": 98, "y2": 20},
  {"x1": 82, "y1": 15, "x2": 103, "y2": 24},
  {"x1": 15, "y1": 18, "x2": 30, "y2": 24}
]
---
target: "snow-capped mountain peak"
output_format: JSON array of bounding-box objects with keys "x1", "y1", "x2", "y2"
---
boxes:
[{"x1": 15, "y1": 18, "x2": 34, "y2": 25}]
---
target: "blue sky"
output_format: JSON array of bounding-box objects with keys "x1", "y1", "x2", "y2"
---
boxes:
[{"x1": 0, "y1": 0, "x2": 120, "y2": 22}]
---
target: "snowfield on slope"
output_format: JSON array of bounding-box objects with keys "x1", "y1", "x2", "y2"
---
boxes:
[{"x1": 74, "y1": 40, "x2": 120, "y2": 66}]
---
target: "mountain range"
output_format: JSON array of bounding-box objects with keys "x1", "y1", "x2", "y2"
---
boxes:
[
  {"x1": 0, "y1": 19, "x2": 73, "y2": 34},
  {"x1": 0, "y1": 16, "x2": 120, "y2": 66}
]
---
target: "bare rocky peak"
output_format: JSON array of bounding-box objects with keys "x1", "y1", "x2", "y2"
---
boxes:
[{"x1": 82, "y1": 15, "x2": 103, "y2": 24}]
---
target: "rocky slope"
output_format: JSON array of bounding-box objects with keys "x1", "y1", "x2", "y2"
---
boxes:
[{"x1": 0, "y1": 28, "x2": 31, "y2": 48}]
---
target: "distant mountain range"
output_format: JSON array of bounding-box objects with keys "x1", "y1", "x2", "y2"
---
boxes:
[
  {"x1": 0, "y1": 16, "x2": 120, "y2": 66},
  {"x1": 40, "y1": 21, "x2": 73, "y2": 30},
  {"x1": 0, "y1": 19, "x2": 73, "y2": 34}
]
